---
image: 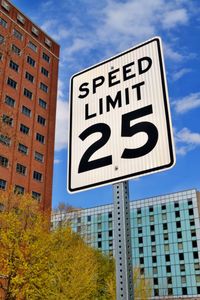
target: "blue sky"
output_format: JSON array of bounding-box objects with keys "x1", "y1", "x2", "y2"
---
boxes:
[{"x1": 12, "y1": 0, "x2": 200, "y2": 209}]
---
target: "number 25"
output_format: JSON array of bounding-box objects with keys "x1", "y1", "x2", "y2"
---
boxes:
[{"x1": 78, "y1": 105, "x2": 158, "y2": 173}]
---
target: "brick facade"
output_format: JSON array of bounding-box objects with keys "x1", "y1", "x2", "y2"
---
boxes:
[{"x1": 0, "y1": 0, "x2": 59, "y2": 212}]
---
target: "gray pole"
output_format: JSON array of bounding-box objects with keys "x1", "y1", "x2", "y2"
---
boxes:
[{"x1": 113, "y1": 181, "x2": 134, "y2": 300}]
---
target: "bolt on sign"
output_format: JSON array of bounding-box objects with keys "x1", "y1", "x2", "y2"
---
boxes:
[{"x1": 68, "y1": 37, "x2": 176, "y2": 193}]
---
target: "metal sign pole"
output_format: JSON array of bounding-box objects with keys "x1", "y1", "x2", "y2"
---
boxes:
[{"x1": 113, "y1": 181, "x2": 134, "y2": 300}]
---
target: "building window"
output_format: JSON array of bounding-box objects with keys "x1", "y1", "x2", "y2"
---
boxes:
[
  {"x1": 39, "y1": 98, "x2": 47, "y2": 109},
  {"x1": 37, "y1": 115, "x2": 46, "y2": 126},
  {"x1": 45, "y1": 37, "x2": 52, "y2": 48},
  {"x1": 33, "y1": 171, "x2": 42, "y2": 182},
  {"x1": 0, "y1": 134, "x2": 10, "y2": 146},
  {"x1": 180, "y1": 264, "x2": 185, "y2": 272},
  {"x1": 108, "y1": 230, "x2": 113, "y2": 237},
  {"x1": 164, "y1": 233, "x2": 169, "y2": 241},
  {"x1": 153, "y1": 267, "x2": 157, "y2": 274},
  {"x1": 108, "y1": 212, "x2": 112, "y2": 219},
  {"x1": 138, "y1": 237, "x2": 143, "y2": 244},
  {"x1": 16, "y1": 163, "x2": 26, "y2": 175},
  {"x1": 0, "y1": 17, "x2": 7, "y2": 28},
  {"x1": 20, "y1": 124, "x2": 29, "y2": 135},
  {"x1": 151, "y1": 235, "x2": 155, "y2": 242},
  {"x1": 14, "y1": 185, "x2": 24, "y2": 194},
  {"x1": 190, "y1": 219, "x2": 195, "y2": 226},
  {"x1": 161, "y1": 204, "x2": 166, "y2": 210},
  {"x1": 9, "y1": 60, "x2": 19, "y2": 72},
  {"x1": 40, "y1": 82, "x2": 48, "y2": 93},
  {"x1": 18, "y1": 143, "x2": 28, "y2": 155},
  {"x1": 7, "y1": 77, "x2": 17, "y2": 89},
  {"x1": 31, "y1": 26, "x2": 39, "y2": 36},
  {"x1": 150, "y1": 225, "x2": 155, "y2": 232},
  {"x1": 28, "y1": 41, "x2": 37, "y2": 52},
  {"x1": 165, "y1": 254, "x2": 170, "y2": 262},
  {"x1": 0, "y1": 179, "x2": 6, "y2": 190},
  {"x1": 137, "y1": 217, "x2": 142, "y2": 224},
  {"x1": 41, "y1": 66, "x2": 49, "y2": 77},
  {"x1": 194, "y1": 252, "x2": 199, "y2": 259},
  {"x1": 191, "y1": 229, "x2": 196, "y2": 237},
  {"x1": 168, "y1": 288, "x2": 173, "y2": 296},
  {"x1": 137, "y1": 208, "x2": 141, "y2": 215},
  {"x1": 181, "y1": 276, "x2": 186, "y2": 284},
  {"x1": 87, "y1": 215, "x2": 91, "y2": 222},
  {"x1": 153, "y1": 277, "x2": 158, "y2": 285},
  {"x1": 152, "y1": 256, "x2": 157, "y2": 263},
  {"x1": 42, "y1": 52, "x2": 50, "y2": 63},
  {"x1": 11, "y1": 44, "x2": 21, "y2": 56},
  {"x1": 138, "y1": 227, "x2": 142, "y2": 234},
  {"x1": 36, "y1": 133, "x2": 45, "y2": 144},
  {"x1": 167, "y1": 277, "x2": 172, "y2": 284},
  {"x1": 13, "y1": 29, "x2": 23, "y2": 41},
  {"x1": 139, "y1": 247, "x2": 143, "y2": 254},
  {"x1": 179, "y1": 253, "x2": 184, "y2": 261},
  {"x1": 177, "y1": 232, "x2": 182, "y2": 239},
  {"x1": 34, "y1": 151, "x2": 44, "y2": 163},
  {"x1": 174, "y1": 201, "x2": 179, "y2": 208},
  {"x1": 149, "y1": 215, "x2": 154, "y2": 222},
  {"x1": 192, "y1": 240, "x2": 197, "y2": 248},
  {"x1": 162, "y1": 213, "x2": 167, "y2": 220},
  {"x1": 22, "y1": 106, "x2": 31, "y2": 117},
  {"x1": 27, "y1": 56, "x2": 35, "y2": 67},
  {"x1": 5, "y1": 95, "x2": 15, "y2": 107},
  {"x1": 149, "y1": 206, "x2": 154, "y2": 213},
  {"x1": 109, "y1": 240, "x2": 113, "y2": 248},
  {"x1": 2, "y1": 114, "x2": 13, "y2": 126},
  {"x1": 154, "y1": 289, "x2": 159, "y2": 296},
  {"x1": 24, "y1": 88, "x2": 32, "y2": 99},
  {"x1": 182, "y1": 287, "x2": 187, "y2": 295},
  {"x1": 140, "y1": 257, "x2": 144, "y2": 264},
  {"x1": 0, "y1": 34, "x2": 4, "y2": 44},
  {"x1": 0, "y1": 155, "x2": 8, "y2": 167},
  {"x1": 175, "y1": 211, "x2": 180, "y2": 218},
  {"x1": 98, "y1": 241, "x2": 102, "y2": 248},
  {"x1": 164, "y1": 244, "x2": 169, "y2": 252},
  {"x1": 152, "y1": 245, "x2": 156, "y2": 253},
  {"x1": 178, "y1": 242, "x2": 183, "y2": 250},
  {"x1": 163, "y1": 223, "x2": 168, "y2": 230},
  {"x1": 166, "y1": 265, "x2": 171, "y2": 273},
  {"x1": 25, "y1": 72, "x2": 34, "y2": 83},
  {"x1": 98, "y1": 232, "x2": 102, "y2": 239},
  {"x1": 17, "y1": 14, "x2": 25, "y2": 24},
  {"x1": 189, "y1": 208, "x2": 194, "y2": 216},
  {"x1": 176, "y1": 221, "x2": 181, "y2": 228},
  {"x1": 196, "y1": 275, "x2": 200, "y2": 283},
  {"x1": 32, "y1": 191, "x2": 41, "y2": 201}
]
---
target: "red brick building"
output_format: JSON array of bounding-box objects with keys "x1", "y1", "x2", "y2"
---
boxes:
[{"x1": 0, "y1": 0, "x2": 60, "y2": 211}]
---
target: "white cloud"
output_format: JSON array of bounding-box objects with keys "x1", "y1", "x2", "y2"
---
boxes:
[
  {"x1": 164, "y1": 43, "x2": 184, "y2": 62},
  {"x1": 176, "y1": 128, "x2": 200, "y2": 144},
  {"x1": 54, "y1": 80, "x2": 69, "y2": 152},
  {"x1": 161, "y1": 8, "x2": 188, "y2": 29},
  {"x1": 173, "y1": 92, "x2": 200, "y2": 113},
  {"x1": 175, "y1": 127, "x2": 200, "y2": 155},
  {"x1": 62, "y1": 38, "x2": 90, "y2": 62},
  {"x1": 172, "y1": 68, "x2": 191, "y2": 81},
  {"x1": 54, "y1": 159, "x2": 61, "y2": 164}
]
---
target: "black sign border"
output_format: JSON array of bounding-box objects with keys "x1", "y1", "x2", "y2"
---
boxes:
[{"x1": 68, "y1": 37, "x2": 175, "y2": 193}]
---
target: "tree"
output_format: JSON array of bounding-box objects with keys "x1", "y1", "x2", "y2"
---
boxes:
[
  {"x1": 0, "y1": 190, "x2": 115, "y2": 300},
  {"x1": 0, "y1": 189, "x2": 50, "y2": 300}
]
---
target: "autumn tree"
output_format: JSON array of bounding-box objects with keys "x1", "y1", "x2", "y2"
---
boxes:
[{"x1": 0, "y1": 190, "x2": 116, "y2": 300}]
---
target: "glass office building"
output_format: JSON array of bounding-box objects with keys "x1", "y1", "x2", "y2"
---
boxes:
[{"x1": 52, "y1": 189, "x2": 200, "y2": 299}]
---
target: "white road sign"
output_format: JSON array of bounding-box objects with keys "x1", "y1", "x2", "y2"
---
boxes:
[{"x1": 68, "y1": 37, "x2": 175, "y2": 193}]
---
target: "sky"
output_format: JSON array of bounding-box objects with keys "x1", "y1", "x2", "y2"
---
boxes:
[{"x1": 12, "y1": 0, "x2": 200, "y2": 209}]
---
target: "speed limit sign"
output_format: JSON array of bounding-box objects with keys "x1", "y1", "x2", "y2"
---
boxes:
[{"x1": 68, "y1": 37, "x2": 175, "y2": 193}]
